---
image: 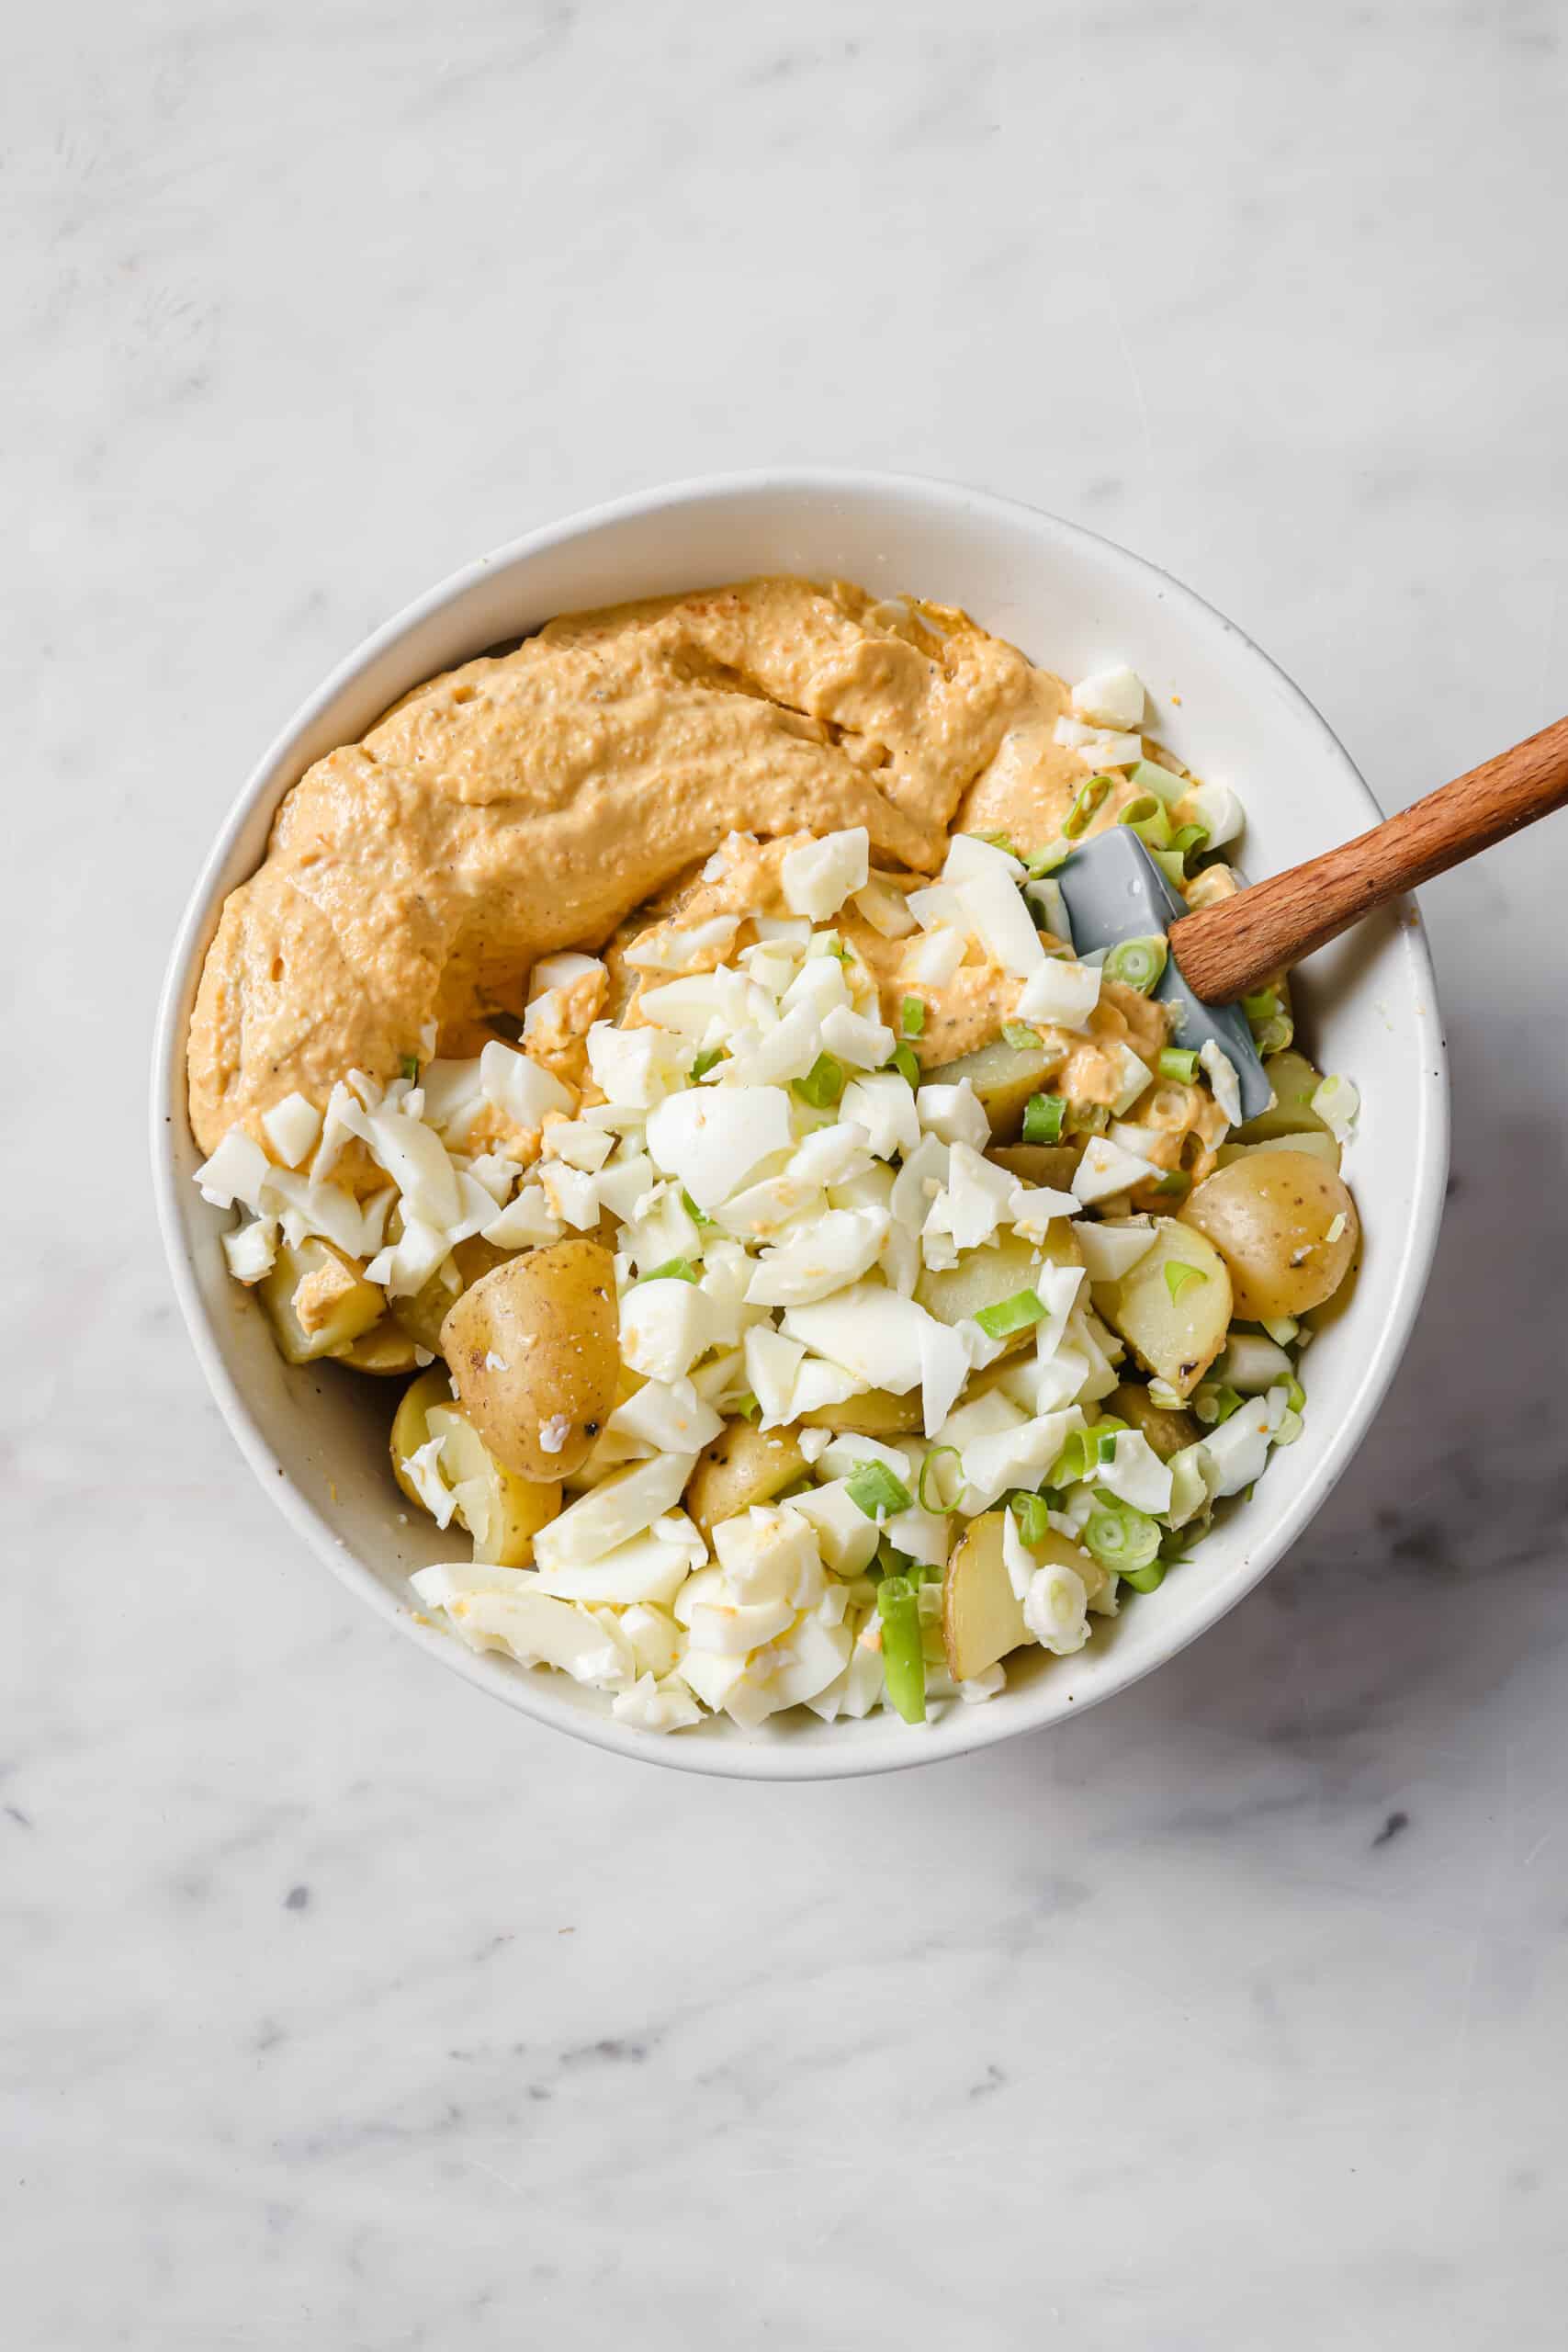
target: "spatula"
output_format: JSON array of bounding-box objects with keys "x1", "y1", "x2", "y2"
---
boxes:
[{"x1": 1053, "y1": 712, "x2": 1568, "y2": 1121}]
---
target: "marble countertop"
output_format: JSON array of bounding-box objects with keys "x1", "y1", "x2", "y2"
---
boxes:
[{"x1": 8, "y1": 3, "x2": 1568, "y2": 2344}]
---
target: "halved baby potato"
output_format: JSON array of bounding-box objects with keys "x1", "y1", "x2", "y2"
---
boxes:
[
  {"x1": 389, "y1": 1366, "x2": 453, "y2": 1505},
  {"x1": 441, "y1": 1238, "x2": 620, "y2": 1481},
  {"x1": 1235, "y1": 1049, "x2": 1328, "y2": 1145},
  {"x1": 925, "y1": 1035, "x2": 1066, "y2": 1141},
  {"x1": 1180, "y1": 1150, "x2": 1359, "y2": 1319},
  {"x1": 916, "y1": 1224, "x2": 1083, "y2": 1355},
  {"x1": 259, "y1": 1238, "x2": 384, "y2": 1364},
  {"x1": 1090, "y1": 1216, "x2": 1232, "y2": 1396},
  {"x1": 683, "y1": 1422, "x2": 807, "y2": 1544}
]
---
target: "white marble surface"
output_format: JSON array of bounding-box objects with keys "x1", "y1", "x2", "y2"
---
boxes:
[{"x1": 7, "y1": 3, "x2": 1568, "y2": 2344}]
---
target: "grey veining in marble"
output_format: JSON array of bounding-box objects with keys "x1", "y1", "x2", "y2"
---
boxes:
[{"x1": 6, "y1": 2, "x2": 1568, "y2": 2345}]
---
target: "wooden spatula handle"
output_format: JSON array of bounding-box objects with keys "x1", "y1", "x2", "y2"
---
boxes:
[{"x1": 1169, "y1": 711, "x2": 1568, "y2": 1004}]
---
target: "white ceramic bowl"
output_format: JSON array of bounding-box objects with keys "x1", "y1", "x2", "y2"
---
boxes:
[{"x1": 152, "y1": 470, "x2": 1448, "y2": 1781}]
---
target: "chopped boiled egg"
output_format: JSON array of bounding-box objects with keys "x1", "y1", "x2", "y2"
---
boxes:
[
  {"x1": 915, "y1": 1080, "x2": 989, "y2": 1152},
  {"x1": 618, "y1": 1278, "x2": 713, "y2": 1383},
  {"x1": 1071, "y1": 1136, "x2": 1163, "y2": 1205},
  {"x1": 1014, "y1": 956, "x2": 1100, "y2": 1033},
  {"x1": 781, "y1": 827, "x2": 870, "y2": 921},
  {"x1": 645, "y1": 1084, "x2": 795, "y2": 1211},
  {"x1": 1071, "y1": 666, "x2": 1146, "y2": 730}
]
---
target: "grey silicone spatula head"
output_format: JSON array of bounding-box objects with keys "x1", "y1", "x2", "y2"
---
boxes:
[{"x1": 1052, "y1": 828, "x2": 1273, "y2": 1122}]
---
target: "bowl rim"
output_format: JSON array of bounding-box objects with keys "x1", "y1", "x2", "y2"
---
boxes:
[{"x1": 150, "y1": 466, "x2": 1449, "y2": 1781}]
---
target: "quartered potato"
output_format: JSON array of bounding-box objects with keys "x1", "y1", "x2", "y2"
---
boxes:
[
  {"x1": 259, "y1": 1238, "x2": 384, "y2": 1364},
  {"x1": 390, "y1": 1366, "x2": 453, "y2": 1505},
  {"x1": 798, "y1": 1387, "x2": 923, "y2": 1436},
  {"x1": 942, "y1": 1512, "x2": 1103, "y2": 1682},
  {"x1": 683, "y1": 1422, "x2": 807, "y2": 1544},
  {"x1": 1235, "y1": 1049, "x2": 1327, "y2": 1144},
  {"x1": 1180, "y1": 1150, "x2": 1359, "y2": 1318},
  {"x1": 390, "y1": 1369, "x2": 558, "y2": 1566},
  {"x1": 1109, "y1": 1379, "x2": 1201, "y2": 1461},
  {"x1": 1091, "y1": 1217, "x2": 1232, "y2": 1396},
  {"x1": 925, "y1": 1035, "x2": 1066, "y2": 1141},
  {"x1": 1215, "y1": 1129, "x2": 1341, "y2": 1173},
  {"x1": 916, "y1": 1224, "x2": 1082, "y2": 1354},
  {"x1": 337, "y1": 1319, "x2": 422, "y2": 1377},
  {"x1": 425, "y1": 1402, "x2": 559, "y2": 1566},
  {"x1": 441, "y1": 1238, "x2": 619, "y2": 1481},
  {"x1": 987, "y1": 1143, "x2": 1081, "y2": 1191}
]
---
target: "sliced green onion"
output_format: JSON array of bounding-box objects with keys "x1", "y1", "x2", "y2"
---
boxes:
[
  {"x1": 1273, "y1": 1408, "x2": 1304, "y2": 1448},
  {"x1": 901, "y1": 995, "x2": 926, "y2": 1039},
  {"x1": 975, "y1": 1287, "x2": 1046, "y2": 1340},
  {"x1": 886, "y1": 1043, "x2": 919, "y2": 1087},
  {"x1": 1063, "y1": 774, "x2": 1114, "y2": 840},
  {"x1": 733, "y1": 1391, "x2": 760, "y2": 1420},
  {"x1": 1261, "y1": 1316, "x2": 1300, "y2": 1346},
  {"x1": 1150, "y1": 848, "x2": 1188, "y2": 889},
  {"x1": 1170, "y1": 821, "x2": 1208, "y2": 857},
  {"x1": 976, "y1": 831, "x2": 1020, "y2": 858},
  {"x1": 1047, "y1": 1430, "x2": 1091, "y2": 1487},
  {"x1": 1153, "y1": 1170, "x2": 1191, "y2": 1197},
  {"x1": 1255, "y1": 1013, "x2": 1293, "y2": 1056},
  {"x1": 793, "y1": 1052, "x2": 845, "y2": 1110},
  {"x1": 1193, "y1": 1382, "x2": 1243, "y2": 1427},
  {"x1": 876, "y1": 1575, "x2": 926, "y2": 1724},
  {"x1": 638, "y1": 1256, "x2": 699, "y2": 1284},
  {"x1": 874, "y1": 1536, "x2": 916, "y2": 1579},
  {"x1": 1021, "y1": 1091, "x2": 1066, "y2": 1145},
  {"x1": 1285, "y1": 1377, "x2": 1306, "y2": 1413},
  {"x1": 690, "y1": 1046, "x2": 723, "y2": 1080},
  {"x1": 1242, "y1": 988, "x2": 1280, "y2": 1023},
  {"x1": 1082, "y1": 1498, "x2": 1162, "y2": 1573},
  {"x1": 1001, "y1": 1021, "x2": 1042, "y2": 1050},
  {"x1": 1119, "y1": 795, "x2": 1176, "y2": 851},
  {"x1": 681, "y1": 1188, "x2": 711, "y2": 1227},
  {"x1": 1164, "y1": 1261, "x2": 1208, "y2": 1303},
  {"x1": 1095, "y1": 1430, "x2": 1120, "y2": 1465},
  {"x1": 1120, "y1": 1558, "x2": 1167, "y2": 1593},
  {"x1": 400, "y1": 1052, "x2": 421, "y2": 1081},
  {"x1": 1008, "y1": 1489, "x2": 1053, "y2": 1546},
  {"x1": 1025, "y1": 842, "x2": 1071, "y2": 877},
  {"x1": 918, "y1": 1446, "x2": 963, "y2": 1513},
  {"x1": 846, "y1": 1459, "x2": 914, "y2": 1521},
  {"x1": 1128, "y1": 759, "x2": 1187, "y2": 806},
  {"x1": 1104, "y1": 935, "x2": 1168, "y2": 995},
  {"x1": 1158, "y1": 1046, "x2": 1200, "y2": 1083}
]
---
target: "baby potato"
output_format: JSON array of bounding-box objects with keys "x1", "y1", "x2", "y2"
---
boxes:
[
  {"x1": 1108, "y1": 1380, "x2": 1201, "y2": 1462},
  {"x1": 925, "y1": 1035, "x2": 1066, "y2": 1140},
  {"x1": 942, "y1": 1513, "x2": 1104, "y2": 1682},
  {"x1": 683, "y1": 1422, "x2": 807, "y2": 1544},
  {"x1": 1215, "y1": 1129, "x2": 1340, "y2": 1174},
  {"x1": 390, "y1": 1235, "x2": 516, "y2": 1354},
  {"x1": 987, "y1": 1143, "x2": 1081, "y2": 1191},
  {"x1": 1091, "y1": 1218, "x2": 1232, "y2": 1396},
  {"x1": 798, "y1": 1387, "x2": 924, "y2": 1437},
  {"x1": 1235, "y1": 1049, "x2": 1327, "y2": 1145},
  {"x1": 425, "y1": 1403, "x2": 559, "y2": 1567},
  {"x1": 389, "y1": 1365, "x2": 456, "y2": 1506},
  {"x1": 1180, "y1": 1150, "x2": 1359, "y2": 1318},
  {"x1": 440, "y1": 1238, "x2": 619, "y2": 1481},
  {"x1": 338, "y1": 1319, "x2": 422, "y2": 1377},
  {"x1": 259, "y1": 1238, "x2": 384, "y2": 1364},
  {"x1": 916, "y1": 1224, "x2": 1082, "y2": 1355}
]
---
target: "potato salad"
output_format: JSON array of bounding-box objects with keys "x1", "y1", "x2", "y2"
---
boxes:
[{"x1": 195, "y1": 660, "x2": 1362, "y2": 1736}]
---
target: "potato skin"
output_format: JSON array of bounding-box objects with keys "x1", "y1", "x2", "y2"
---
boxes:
[
  {"x1": 441, "y1": 1239, "x2": 619, "y2": 1481},
  {"x1": 1180, "y1": 1150, "x2": 1359, "y2": 1318},
  {"x1": 1091, "y1": 1218, "x2": 1231, "y2": 1396},
  {"x1": 1109, "y1": 1380, "x2": 1200, "y2": 1462}
]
